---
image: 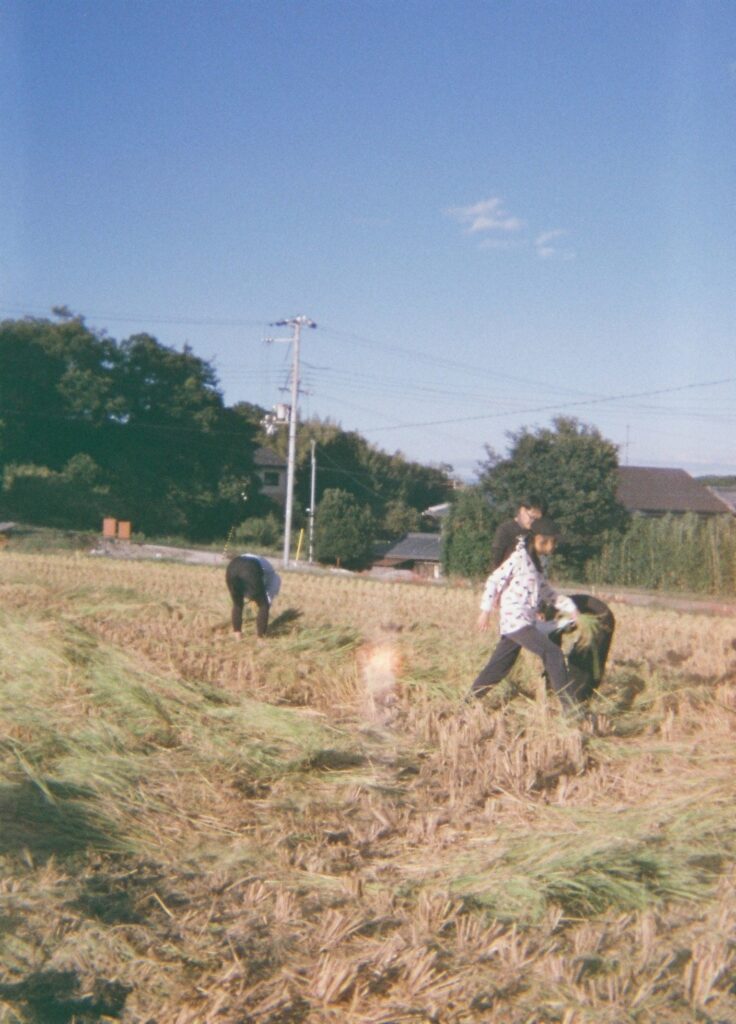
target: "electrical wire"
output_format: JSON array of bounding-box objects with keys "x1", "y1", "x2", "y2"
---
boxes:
[{"x1": 360, "y1": 376, "x2": 736, "y2": 432}]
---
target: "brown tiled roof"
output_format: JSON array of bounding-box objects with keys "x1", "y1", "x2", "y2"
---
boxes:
[
  {"x1": 617, "y1": 467, "x2": 732, "y2": 515},
  {"x1": 254, "y1": 446, "x2": 286, "y2": 468}
]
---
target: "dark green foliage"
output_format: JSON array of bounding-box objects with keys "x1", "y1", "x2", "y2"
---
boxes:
[
  {"x1": 0, "y1": 314, "x2": 451, "y2": 544},
  {"x1": 0, "y1": 314, "x2": 262, "y2": 539},
  {"x1": 3, "y1": 456, "x2": 110, "y2": 530},
  {"x1": 233, "y1": 513, "x2": 282, "y2": 549},
  {"x1": 586, "y1": 513, "x2": 736, "y2": 594},
  {"x1": 442, "y1": 487, "x2": 496, "y2": 578},
  {"x1": 285, "y1": 418, "x2": 452, "y2": 528},
  {"x1": 478, "y1": 417, "x2": 629, "y2": 576},
  {"x1": 382, "y1": 499, "x2": 421, "y2": 539},
  {"x1": 314, "y1": 488, "x2": 375, "y2": 568}
]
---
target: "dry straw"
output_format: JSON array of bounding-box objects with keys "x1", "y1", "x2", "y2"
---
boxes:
[{"x1": 1, "y1": 551, "x2": 735, "y2": 1023}]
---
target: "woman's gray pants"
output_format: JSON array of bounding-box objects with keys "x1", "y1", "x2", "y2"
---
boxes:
[{"x1": 470, "y1": 625, "x2": 575, "y2": 709}]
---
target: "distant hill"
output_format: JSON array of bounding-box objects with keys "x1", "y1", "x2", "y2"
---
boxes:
[{"x1": 697, "y1": 475, "x2": 736, "y2": 486}]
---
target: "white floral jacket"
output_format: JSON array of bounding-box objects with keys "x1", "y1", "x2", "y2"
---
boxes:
[{"x1": 479, "y1": 539, "x2": 577, "y2": 635}]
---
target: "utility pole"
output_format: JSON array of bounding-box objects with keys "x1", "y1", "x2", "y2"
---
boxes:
[
  {"x1": 308, "y1": 438, "x2": 317, "y2": 564},
  {"x1": 265, "y1": 316, "x2": 317, "y2": 566}
]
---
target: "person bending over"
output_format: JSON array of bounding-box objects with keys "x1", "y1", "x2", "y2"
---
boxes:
[
  {"x1": 469, "y1": 517, "x2": 578, "y2": 712},
  {"x1": 226, "y1": 553, "x2": 281, "y2": 639},
  {"x1": 490, "y1": 495, "x2": 545, "y2": 569}
]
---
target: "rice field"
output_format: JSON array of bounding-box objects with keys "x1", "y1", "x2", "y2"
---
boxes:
[{"x1": 1, "y1": 550, "x2": 735, "y2": 1023}]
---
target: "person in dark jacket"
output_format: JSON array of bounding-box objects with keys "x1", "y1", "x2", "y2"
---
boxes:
[
  {"x1": 226, "y1": 553, "x2": 281, "y2": 638},
  {"x1": 549, "y1": 594, "x2": 615, "y2": 702},
  {"x1": 490, "y1": 495, "x2": 546, "y2": 569}
]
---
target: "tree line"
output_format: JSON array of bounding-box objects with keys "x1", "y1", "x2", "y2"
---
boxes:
[
  {"x1": 4, "y1": 312, "x2": 734, "y2": 591},
  {"x1": 0, "y1": 312, "x2": 452, "y2": 542},
  {"x1": 442, "y1": 417, "x2": 736, "y2": 595}
]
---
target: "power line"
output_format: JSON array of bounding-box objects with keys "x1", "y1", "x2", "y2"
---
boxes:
[
  {"x1": 0, "y1": 304, "x2": 266, "y2": 329},
  {"x1": 317, "y1": 322, "x2": 601, "y2": 400},
  {"x1": 361, "y1": 376, "x2": 736, "y2": 433}
]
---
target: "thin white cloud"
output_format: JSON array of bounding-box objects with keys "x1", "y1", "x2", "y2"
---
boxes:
[
  {"x1": 448, "y1": 197, "x2": 575, "y2": 259},
  {"x1": 447, "y1": 196, "x2": 524, "y2": 235},
  {"x1": 535, "y1": 229, "x2": 575, "y2": 261}
]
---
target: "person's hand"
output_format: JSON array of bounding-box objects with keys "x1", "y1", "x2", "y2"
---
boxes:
[
  {"x1": 232, "y1": 631, "x2": 242, "y2": 641},
  {"x1": 477, "y1": 610, "x2": 492, "y2": 632}
]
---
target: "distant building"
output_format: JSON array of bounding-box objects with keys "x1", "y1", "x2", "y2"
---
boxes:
[
  {"x1": 617, "y1": 466, "x2": 733, "y2": 516},
  {"x1": 422, "y1": 502, "x2": 451, "y2": 525},
  {"x1": 254, "y1": 446, "x2": 287, "y2": 506},
  {"x1": 708, "y1": 486, "x2": 736, "y2": 514},
  {"x1": 373, "y1": 532, "x2": 442, "y2": 578}
]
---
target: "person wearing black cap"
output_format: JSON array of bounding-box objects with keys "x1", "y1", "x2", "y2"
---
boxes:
[
  {"x1": 469, "y1": 516, "x2": 579, "y2": 710},
  {"x1": 490, "y1": 495, "x2": 546, "y2": 569}
]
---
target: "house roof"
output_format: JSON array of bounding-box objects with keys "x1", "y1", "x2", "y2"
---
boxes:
[
  {"x1": 254, "y1": 445, "x2": 286, "y2": 468},
  {"x1": 379, "y1": 532, "x2": 442, "y2": 563},
  {"x1": 422, "y1": 502, "x2": 451, "y2": 520},
  {"x1": 617, "y1": 466, "x2": 733, "y2": 515},
  {"x1": 709, "y1": 487, "x2": 736, "y2": 513}
]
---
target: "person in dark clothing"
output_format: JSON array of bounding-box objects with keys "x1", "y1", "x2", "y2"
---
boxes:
[
  {"x1": 490, "y1": 495, "x2": 546, "y2": 569},
  {"x1": 226, "y1": 553, "x2": 281, "y2": 638},
  {"x1": 548, "y1": 594, "x2": 615, "y2": 702}
]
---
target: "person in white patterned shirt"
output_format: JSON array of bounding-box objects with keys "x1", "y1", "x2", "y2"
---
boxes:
[{"x1": 468, "y1": 517, "x2": 579, "y2": 710}]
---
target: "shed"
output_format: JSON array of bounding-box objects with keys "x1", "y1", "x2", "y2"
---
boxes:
[{"x1": 374, "y1": 532, "x2": 442, "y2": 578}]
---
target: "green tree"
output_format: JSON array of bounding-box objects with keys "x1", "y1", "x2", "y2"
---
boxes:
[
  {"x1": 314, "y1": 488, "x2": 375, "y2": 568},
  {"x1": 3, "y1": 454, "x2": 111, "y2": 529},
  {"x1": 478, "y1": 417, "x2": 629, "y2": 575},
  {"x1": 0, "y1": 314, "x2": 262, "y2": 539},
  {"x1": 291, "y1": 417, "x2": 452, "y2": 522},
  {"x1": 442, "y1": 487, "x2": 496, "y2": 578},
  {"x1": 0, "y1": 312, "x2": 120, "y2": 473},
  {"x1": 382, "y1": 499, "x2": 421, "y2": 539}
]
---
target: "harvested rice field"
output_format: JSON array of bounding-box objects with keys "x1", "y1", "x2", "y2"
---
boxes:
[{"x1": 1, "y1": 551, "x2": 735, "y2": 1023}]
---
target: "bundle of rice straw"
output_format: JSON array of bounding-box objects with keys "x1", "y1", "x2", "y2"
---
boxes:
[{"x1": 574, "y1": 611, "x2": 604, "y2": 649}]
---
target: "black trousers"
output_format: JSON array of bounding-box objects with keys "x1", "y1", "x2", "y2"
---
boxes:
[
  {"x1": 225, "y1": 556, "x2": 270, "y2": 637},
  {"x1": 471, "y1": 625, "x2": 575, "y2": 709}
]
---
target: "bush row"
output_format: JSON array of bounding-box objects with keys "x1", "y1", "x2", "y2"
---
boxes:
[{"x1": 584, "y1": 513, "x2": 736, "y2": 595}]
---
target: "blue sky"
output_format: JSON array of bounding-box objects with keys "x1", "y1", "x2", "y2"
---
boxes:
[{"x1": 3, "y1": 0, "x2": 736, "y2": 478}]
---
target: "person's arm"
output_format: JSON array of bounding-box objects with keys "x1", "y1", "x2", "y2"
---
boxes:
[
  {"x1": 539, "y1": 577, "x2": 577, "y2": 620},
  {"x1": 265, "y1": 569, "x2": 281, "y2": 604},
  {"x1": 478, "y1": 550, "x2": 518, "y2": 630},
  {"x1": 256, "y1": 558, "x2": 281, "y2": 604}
]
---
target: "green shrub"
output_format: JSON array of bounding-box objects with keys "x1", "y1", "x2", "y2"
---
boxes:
[
  {"x1": 586, "y1": 513, "x2": 736, "y2": 594},
  {"x1": 233, "y1": 512, "x2": 282, "y2": 548}
]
